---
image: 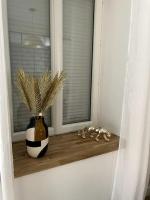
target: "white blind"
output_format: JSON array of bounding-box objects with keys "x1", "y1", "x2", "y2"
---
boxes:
[
  {"x1": 7, "y1": 0, "x2": 51, "y2": 132},
  {"x1": 63, "y1": 0, "x2": 94, "y2": 124}
]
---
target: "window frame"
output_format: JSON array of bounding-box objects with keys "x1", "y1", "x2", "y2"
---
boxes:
[{"x1": 11, "y1": 0, "x2": 103, "y2": 141}]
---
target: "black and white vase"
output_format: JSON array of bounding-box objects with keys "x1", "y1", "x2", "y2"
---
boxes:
[{"x1": 26, "y1": 116, "x2": 49, "y2": 158}]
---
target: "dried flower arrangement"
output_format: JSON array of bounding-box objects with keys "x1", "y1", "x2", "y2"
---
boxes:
[
  {"x1": 16, "y1": 68, "x2": 65, "y2": 158},
  {"x1": 16, "y1": 69, "x2": 65, "y2": 116}
]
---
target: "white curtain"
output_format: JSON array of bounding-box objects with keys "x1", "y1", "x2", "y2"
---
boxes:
[
  {"x1": 0, "y1": 0, "x2": 15, "y2": 200},
  {"x1": 111, "y1": 0, "x2": 150, "y2": 199}
]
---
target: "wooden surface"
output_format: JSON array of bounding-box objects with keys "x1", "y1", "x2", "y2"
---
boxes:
[
  {"x1": 145, "y1": 196, "x2": 150, "y2": 200},
  {"x1": 13, "y1": 132, "x2": 119, "y2": 178}
]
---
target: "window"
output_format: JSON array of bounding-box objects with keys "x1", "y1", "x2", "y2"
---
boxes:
[
  {"x1": 7, "y1": 0, "x2": 101, "y2": 140},
  {"x1": 7, "y1": 0, "x2": 51, "y2": 132},
  {"x1": 63, "y1": 0, "x2": 94, "y2": 124}
]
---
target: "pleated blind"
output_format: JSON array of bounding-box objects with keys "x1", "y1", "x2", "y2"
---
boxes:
[
  {"x1": 7, "y1": 0, "x2": 51, "y2": 132},
  {"x1": 63, "y1": 0, "x2": 94, "y2": 124}
]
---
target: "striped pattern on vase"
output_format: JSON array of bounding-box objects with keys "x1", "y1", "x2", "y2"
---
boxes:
[{"x1": 26, "y1": 116, "x2": 48, "y2": 158}]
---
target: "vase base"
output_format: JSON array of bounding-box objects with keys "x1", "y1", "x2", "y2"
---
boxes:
[
  {"x1": 26, "y1": 138, "x2": 49, "y2": 158},
  {"x1": 37, "y1": 145, "x2": 48, "y2": 158}
]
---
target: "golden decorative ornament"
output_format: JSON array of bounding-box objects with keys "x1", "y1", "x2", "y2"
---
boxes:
[{"x1": 77, "y1": 126, "x2": 112, "y2": 142}]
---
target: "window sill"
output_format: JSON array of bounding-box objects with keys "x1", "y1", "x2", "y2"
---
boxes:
[{"x1": 12, "y1": 132, "x2": 119, "y2": 178}]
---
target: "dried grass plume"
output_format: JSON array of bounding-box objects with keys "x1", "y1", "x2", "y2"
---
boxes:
[{"x1": 16, "y1": 69, "x2": 64, "y2": 116}]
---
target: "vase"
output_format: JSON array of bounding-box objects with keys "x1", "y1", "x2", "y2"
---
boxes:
[{"x1": 26, "y1": 116, "x2": 49, "y2": 158}]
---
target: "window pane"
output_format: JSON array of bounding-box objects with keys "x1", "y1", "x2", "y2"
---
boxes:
[
  {"x1": 7, "y1": 0, "x2": 51, "y2": 132},
  {"x1": 63, "y1": 0, "x2": 94, "y2": 124}
]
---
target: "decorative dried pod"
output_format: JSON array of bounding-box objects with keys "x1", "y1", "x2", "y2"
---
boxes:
[
  {"x1": 78, "y1": 128, "x2": 87, "y2": 139},
  {"x1": 95, "y1": 128, "x2": 112, "y2": 142},
  {"x1": 105, "y1": 132, "x2": 112, "y2": 138},
  {"x1": 103, "y1": 134, "x2": 110, "y2": 142},
  {"x1": 100, "y1": 128, "x2": 107, "y2": 133},
  {"x1": 77, "y1": 126, "x2": 112, "y2": 143},
  {"x1": 95, "y1": 128, "x2": 103, "y2": 142},
  {"x1": 95, "y1": 128, "x2": 100, "y2": 133},
  {"x1": 88, "y1": 127, "x2": 95, "y2": 132},
  {"x1": 77, "y1": 130, "x2": 82, "y2": 136},
  {"x1": 95, "y1": 134, "x2": 100, "y2": 142},
  {"x1": 81, "y1": 129, "x2": 86, "y2": 139},
  {"x1": 88, "y1": 126, "x2": 96, "y2": 138},
  {"x1": 100, "y1": 128, "x2": 111, "y2": 141}
]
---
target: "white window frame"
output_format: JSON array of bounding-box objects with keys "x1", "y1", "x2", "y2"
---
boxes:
[
  {"x1": 51, "y1": 0, "x2": 103, "y2": 134},
  {"x1": 9, "y1": 0, "x2": 103, "y2": 141}
]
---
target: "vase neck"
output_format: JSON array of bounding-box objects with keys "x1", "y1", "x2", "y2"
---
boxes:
[{"x1": 34, "y1": 116, "x2": 44, "y2": 120}]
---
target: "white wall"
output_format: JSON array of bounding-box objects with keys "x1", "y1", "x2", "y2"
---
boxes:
[
  {"x1": 99, "y1": 0, "x2": 131, "y2": 134},
  {"x1": 14, "y1": 152, "x2": 117, "y2": 200}
]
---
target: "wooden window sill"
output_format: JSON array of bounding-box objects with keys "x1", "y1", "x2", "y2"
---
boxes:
[{"x1": 12, "y1": 132, "x2": 119, "y2": 178}]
